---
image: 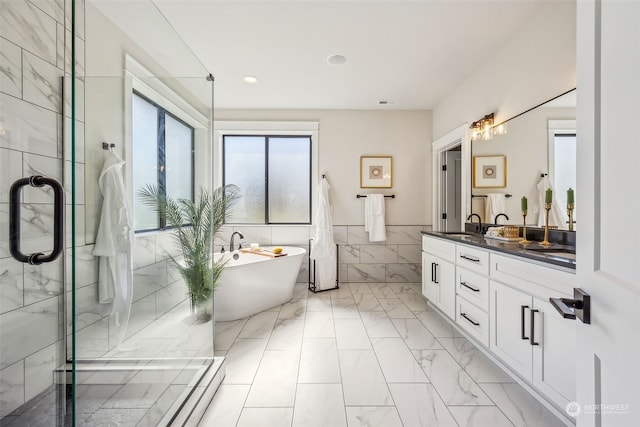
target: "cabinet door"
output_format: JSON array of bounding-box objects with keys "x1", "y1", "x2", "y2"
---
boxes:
[
  {"x1": 532, "y1": 297, "x2": 577, "y2": 407},
  {"x1": 422, "y1": 252, "x2": 438, "y2": 303},
  {"x1": 490, "y1": 281, "x2": 533, "y2": 381},
  {"x1": 434, "y1": 258, "x2": 455, "y2": 319}
]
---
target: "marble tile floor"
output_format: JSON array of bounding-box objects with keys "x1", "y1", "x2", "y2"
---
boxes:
[{"x1": 199, "y1": 282, "x2": 567, "y2": 427}]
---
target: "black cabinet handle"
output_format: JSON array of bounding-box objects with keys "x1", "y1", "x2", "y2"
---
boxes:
[
  {"x1": 460, "y1": 281, "x2": 480, "y2": 292},
  {"x1": 433, "y1": 263, "x2": 439, "y2": 284},
  {"x1": 461, "y1": 313, "x2": 480, "y2": 326},
  {"x1": 520, "y1": 305, "x2": 529, "y2": 340},
  {"x1": 430, "y1": 262, "x2": 435, "y2": 282},
  {"x1": 460, "y1": 254, "x2": 481, "y2": 263},
  {"x1": 9, "y1": 176, "x2": 64, "y2": 265},
  {"x1": 530, "y1": 309, "x2": 540, "y2": 346}
]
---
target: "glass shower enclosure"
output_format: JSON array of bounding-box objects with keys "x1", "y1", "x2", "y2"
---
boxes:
[{"x1": 1, "y1": 0, "x2": 220, "y2": 425}]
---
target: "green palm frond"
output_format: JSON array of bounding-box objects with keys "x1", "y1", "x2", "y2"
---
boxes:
[{"x1": 138, "y1": 184, "x2": 240, "y2": 307}]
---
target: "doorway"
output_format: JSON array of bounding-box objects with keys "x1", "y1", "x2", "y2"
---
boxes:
[{"x1": 441, "y1": 147, "x2": 462, "y2": 232}]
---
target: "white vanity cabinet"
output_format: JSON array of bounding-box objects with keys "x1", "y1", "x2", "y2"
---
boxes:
[
  {"x1": 490, "y1": 253, "x2": 577, "y2": 408},
  {"x1": 421, "y1": 235, "x2": 456, "y2": 319}
]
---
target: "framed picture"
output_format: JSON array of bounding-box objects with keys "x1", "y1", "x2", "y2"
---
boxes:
[
  {"x1": 473, "y1": 155, "x2": 507, "y2": 188},
  {"x1": 360, "y1": 155, "x2": 393, "y2": 188}
]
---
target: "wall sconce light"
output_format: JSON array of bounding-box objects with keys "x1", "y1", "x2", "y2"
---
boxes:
[{"x1": 470, "y1": 113, "x2": 507, "y2": 141}]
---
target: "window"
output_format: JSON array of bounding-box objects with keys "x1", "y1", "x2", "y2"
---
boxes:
[
  {"x1": 223, "y1": 135, "x2": 311, "y2": 224},
  {"x1": 132, "y1": 91, "x2": 194, "y2": 231}
]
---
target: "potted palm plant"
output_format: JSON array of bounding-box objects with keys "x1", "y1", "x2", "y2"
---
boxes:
[{"x1": 139, "y1": 184, "x2": 239, "y2": 323}]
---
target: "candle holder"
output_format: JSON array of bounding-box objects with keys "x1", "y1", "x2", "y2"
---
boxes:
[
  {"x1": 541, "y1": 203, "x2": 552, "y2": 245},
  {"x1": 520, "y1": 210, "x2": 531, "y2": 244},
  {"x1": 567, "y1": 203, "x2": 575, "y2": 231}
]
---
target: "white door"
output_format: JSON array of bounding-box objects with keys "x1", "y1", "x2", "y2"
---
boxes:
[
  {"x1": 435, "y1": 258, "x2": 455, "y2": 319},
  {"x1": 422, "y1": 252, "x2": 439, "y2": 303},
  {"x1": 575, "y1": 1, "x2": 640, "y2": 426}
]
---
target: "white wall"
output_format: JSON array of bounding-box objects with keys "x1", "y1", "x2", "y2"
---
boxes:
[
  {"x1": 432, "y1": 1, "x2": 576, "y2": 140},
  {"x1": 215, "y1": 109, "x2": 432, "y2": 226}
]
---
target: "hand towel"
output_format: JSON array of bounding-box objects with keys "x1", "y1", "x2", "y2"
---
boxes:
[
  {"x1": 364, "y1": 194, "x2": 387, "y2": 242},
  {"x1": 485, "y1": 193, "x2": 506, "y2": 223},
  {"x1": 536, "y1": 176, "x2": 569, "y2": 227}
]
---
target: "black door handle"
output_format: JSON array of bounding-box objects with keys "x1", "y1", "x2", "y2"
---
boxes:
[
  {"x1": 433, "y1": 263, "x2": 439, "y2": 284},
  {"x1": 9, "y1": 176, "x2": 65, "y2": 265},
  {"x1": 431, "y1": 262, "x2": 435, "y2": 282},
  {"x1": 521, "y1": 305, "x2": 529, "y2": 340},
  {"x1": 549, "y1": 288, "x2": 591, "y2": 324}
]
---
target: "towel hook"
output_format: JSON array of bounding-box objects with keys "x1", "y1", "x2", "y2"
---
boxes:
[{"x1": 102, "y1": 142, "x2": 115, "y2": 151}]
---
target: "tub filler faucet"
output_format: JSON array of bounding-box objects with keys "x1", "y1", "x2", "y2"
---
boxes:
[{"x1": 230, "y1": 231, "x2": 244, "y2": 252}]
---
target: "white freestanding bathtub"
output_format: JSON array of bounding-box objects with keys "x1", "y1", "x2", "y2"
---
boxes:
[{"x1": 214, "y1": 246, "x2": 305, "y2": 321}]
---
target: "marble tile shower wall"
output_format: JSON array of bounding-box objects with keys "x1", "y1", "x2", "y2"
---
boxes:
[
  {"x1": 215, "y1": 225, "x2": 427, "y2": 285},
  {"x1": 0, "y1": 0, "x2": 85, "y2": 416}
]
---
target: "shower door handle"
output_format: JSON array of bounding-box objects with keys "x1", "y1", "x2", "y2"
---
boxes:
[{"x1": 9, "y1": 176, "x2": 65, "y2": 265}]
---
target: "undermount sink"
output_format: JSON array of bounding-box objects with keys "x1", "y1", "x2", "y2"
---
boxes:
[
  {"x1": 546, "y1": 251, "x2": 576, "y2": 260},
  {"x1": 442, "y1": 232, "x2": 475, "y2": 238}
]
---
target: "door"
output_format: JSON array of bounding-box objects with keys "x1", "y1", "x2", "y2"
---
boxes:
[
  {"x1": 435, "y1": 258, "x2": 455, "y2": 319},
  {"x1": 575, "y1": 1, "x2": 640, "y2": 425},
  {"x1": 442, "y1": 150, "x2": 462, "y2": 232},
  {"x1": 422, "y1": 252, "x2": 439, "y2": 303}
]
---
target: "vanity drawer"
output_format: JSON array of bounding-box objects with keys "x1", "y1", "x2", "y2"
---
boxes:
[
  {"x1": 422, "y1": 235, "x2": 456, "y2": 263},
  {"x1": 456, "y1": 244, "x2": 490, "y2": 275},
  {"x1": 456, "y1": 297, "x2": 489, "y2": 347},
  {"x1": 457, "y1": 267, "x2": 489, "y2": 312}
]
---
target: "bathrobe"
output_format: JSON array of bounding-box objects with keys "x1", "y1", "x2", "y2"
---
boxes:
[
  {"x1": 310, "y1": 177, "x2": 337, "y2": 291},
  {"x1": 93, "y1": 151, "x2": 134, "y2": 338}
]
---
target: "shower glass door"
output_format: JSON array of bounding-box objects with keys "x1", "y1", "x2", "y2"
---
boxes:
[
  {"x1": 0, "y1": 0, "x2": 76, "y2": 424},
  {"x1": 71, "y1": 1, "x2": 217, "y2": 425}
]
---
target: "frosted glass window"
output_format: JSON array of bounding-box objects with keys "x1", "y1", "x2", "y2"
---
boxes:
[
  {"x1": 165, "y1": 114, "x2": 194, "y2": 202},
  {"x1": 268, "y1": 137, "x2": 311, "y2": 223},
  {"x1": 223, "y1": 135, "x2": 311, "y2": 224},
  {"x1": 553, "y1": 134, "x2": 577, "y2": 221},
  {"x1": 132, "y1": 92, "x2": 194, "y2": 231},
  {"x1": 224, "y1": 136, "x2": 265, "y2": 223},
  {"x1": 132, "y1": 94, "x2": 160, "y2": 230}
]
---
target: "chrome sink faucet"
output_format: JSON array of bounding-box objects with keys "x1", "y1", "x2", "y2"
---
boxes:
[
  {"x1": 467, "y1": 213, "x2": 482, "y2": 233},
  {"x1": 229, "y1": 231, "x2": 244, "y2": 252},
  {"x1": 494, "y1": 213, "x2": 509, "y2": 225}
]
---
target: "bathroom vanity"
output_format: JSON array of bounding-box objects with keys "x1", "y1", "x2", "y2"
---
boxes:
[{"x1": 421, "y1": 230, "x2": 576, "y2": 418}]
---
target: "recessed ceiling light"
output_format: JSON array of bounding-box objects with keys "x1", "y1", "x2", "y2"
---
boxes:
[
  {"x1": 327, "y1": 54, "x2": 347, "y2": 66},
  {"x1": 243, "y1": 75, "x2": 259, "y2": 84}
]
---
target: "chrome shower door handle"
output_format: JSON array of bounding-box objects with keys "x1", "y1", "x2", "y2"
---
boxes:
[{"x1": 9, "y1": 176, "x2": 65, "y2": 265}]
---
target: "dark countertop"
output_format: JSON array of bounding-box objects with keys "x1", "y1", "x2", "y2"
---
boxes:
[{"x1": 421, "y1": 230, "x2": 576, "y2": 271}]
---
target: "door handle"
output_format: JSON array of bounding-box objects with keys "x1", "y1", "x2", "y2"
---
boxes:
[
  {"x1": 520, "y1": 305, "x2": 529, "y2": 340},
  {"x1": 549, "y1": 288, "x2": 591, "y2": 324},
  {"x1": 433, "y1": 263, "x2": 439, "y2": 284},
  {"x1": 431, "y1": 262, "x2": 435, "y2": 282},
  {"x1": 530, "y1": 309, "x2": 540, "y2": 346},
  {"x1": 9, "y1": 176, "x2": 65, "y2": 265}
]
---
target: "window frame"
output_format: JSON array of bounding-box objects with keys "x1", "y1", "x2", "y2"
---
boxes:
[
  {"x1": 132, "y1": 90, "x2": 195, "y2": 233},
  {"x1": 222, "y1": 134, "x2": 313, "y2": 225}
]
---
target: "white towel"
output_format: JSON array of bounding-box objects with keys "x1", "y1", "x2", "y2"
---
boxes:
[
  {"x1": 485, "y1": 193, "x2": 506, "y2": 223},
  {"x1": 364, "y1": 194, "x2": 386, "y2": 242},
  {"x1": 536, "y1": 176, "x2": 569, "y2": 228}
]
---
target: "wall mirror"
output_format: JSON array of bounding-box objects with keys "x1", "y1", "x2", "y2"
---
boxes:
[{"x1": 470, "y1": 88, "x2": 576, "y2": 229}]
